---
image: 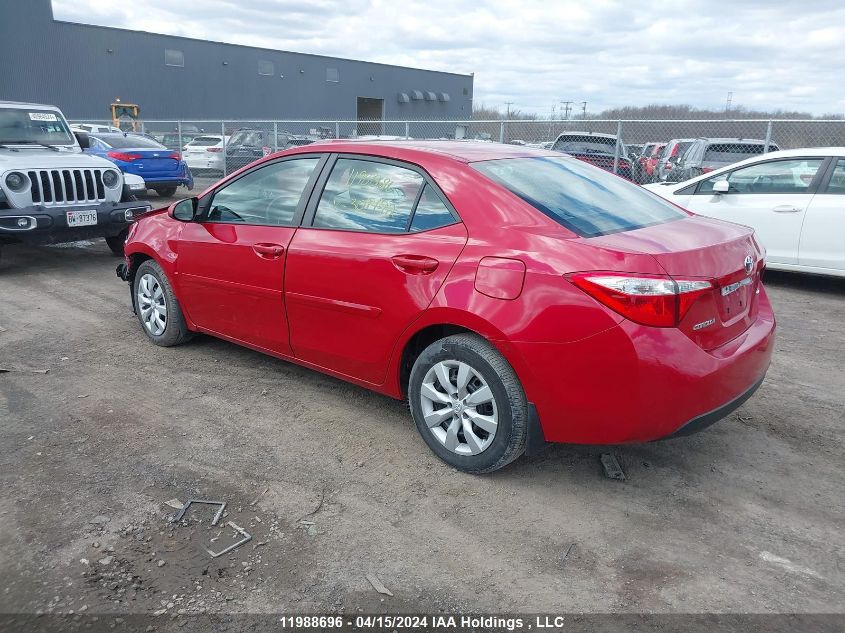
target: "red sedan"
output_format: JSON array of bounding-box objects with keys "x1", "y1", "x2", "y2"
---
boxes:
[{"x1": 118, "y1": 140, "x2": 775, "y2": 473}]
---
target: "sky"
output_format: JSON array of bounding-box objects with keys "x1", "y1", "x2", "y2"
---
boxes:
[{"x1": 52, "y1": 0, "x2": 845, "y2": 116}]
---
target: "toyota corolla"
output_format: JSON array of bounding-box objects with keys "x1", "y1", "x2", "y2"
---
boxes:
[{"x1": 117, "y1": 141, "x2": 775, "y2": 473}]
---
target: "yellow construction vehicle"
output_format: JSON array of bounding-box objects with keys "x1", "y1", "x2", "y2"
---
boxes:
[{"x1": 110, "y1": 100, "x2": 140, "y2": 132}]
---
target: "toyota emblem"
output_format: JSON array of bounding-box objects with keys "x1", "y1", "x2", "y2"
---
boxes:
[{"x1": 744, "y1": 255, "x2": 754, "y2": 274}]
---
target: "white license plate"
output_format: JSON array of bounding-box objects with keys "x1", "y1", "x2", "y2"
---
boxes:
[{"x1": 66, "y1": 210, "x2": 98, "y2": 227}]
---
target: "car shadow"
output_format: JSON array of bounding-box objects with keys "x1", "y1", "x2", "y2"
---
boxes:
[{"x1": 763, "y1": 269, "x2": 845, "y2": 294}]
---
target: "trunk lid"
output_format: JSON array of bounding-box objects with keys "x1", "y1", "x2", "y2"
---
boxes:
[
  {"x1": 590, "y1": 215, "x2": 765, "y2": 350},
  {"x1": 132, "y1": 149, "x2": 179, "y2": 173}
]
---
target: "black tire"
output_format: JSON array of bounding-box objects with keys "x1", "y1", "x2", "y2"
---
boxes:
[
  {"x1": 132, "y1": 259, "x2": 193, "y2": 347},
  {"x1": 155, "y1": 186, "x2": 177, "y2": 198},
  {"x1": 408, "y1": 333, "x2": 528, "y2": 474},
  {"x1": 105, "y1": 230, "x2": 128, "y2": 256}
]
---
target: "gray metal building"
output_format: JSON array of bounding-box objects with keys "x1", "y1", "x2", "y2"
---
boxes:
[{"x1": 0, "y1": 1, "x2": 474, "y2": 122}]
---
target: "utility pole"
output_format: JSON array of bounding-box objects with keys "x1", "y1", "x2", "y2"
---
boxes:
[
  {"x1": 504, "y1": 102, "x2": 514, "y2": 120},
  {"x1": 580, "y1": 101, "x2": 588, "y2": 119},
  {"x1": 725, "y1": 92, "x2": 733, "y2": 115},
  {"x1": 560, "y1": 101, "x2": 573, "y2": 120}
]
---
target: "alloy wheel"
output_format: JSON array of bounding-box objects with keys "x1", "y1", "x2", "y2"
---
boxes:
[{"x1": 419, "y1": 360, "x2": 499, "y2": 456}]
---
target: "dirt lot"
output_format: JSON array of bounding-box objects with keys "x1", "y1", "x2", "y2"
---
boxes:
[{"x1": 1, "y1": 229, "x2": 843, "y2": 621}]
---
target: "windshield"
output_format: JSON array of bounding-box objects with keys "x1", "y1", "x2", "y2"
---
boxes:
[
  {"x1": 554, "y1": 135, "x2": 620, "y2": 156},
  {"x1": 472, "y1": 156, "x2": 686, "y2": 237},
  {"x1": 229, "y1": 130, "x2": 265, "y2": 147},
  {"x1": 96, "y1": 135, "x2": 166, "y2": 149},
  {"x1": 188, "y1": 136, "x2": 221, "y2": 146},
  {"x1": 0, "y1": 107, "x2": 74, "y2": 145}
]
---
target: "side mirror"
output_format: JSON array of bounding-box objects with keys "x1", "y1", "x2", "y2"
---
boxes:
[
  {"x1": 712, "y1": 179, "x2": 730, "y2": 194},
  {"x1": 74, "y1": 131, "x2": 90, "y2": 149},
  {"x1": 171, "y1": 197, "x2": 198, "y2": 222}
]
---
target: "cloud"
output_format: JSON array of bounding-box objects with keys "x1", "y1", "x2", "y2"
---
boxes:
[{"x1": 52, "y1": 0, "x2": 845, "y2": 115}]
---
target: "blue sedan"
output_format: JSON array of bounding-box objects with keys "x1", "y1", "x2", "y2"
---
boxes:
[{"x1": 86, "y1": 133, "x2": 193, "y2": 197}]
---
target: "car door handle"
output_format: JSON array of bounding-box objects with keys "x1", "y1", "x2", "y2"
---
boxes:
[
  {"x1": 391, "y1": 254, "x2": 439, "y2": 274},
  {"x1": 252, "y1": 243, "x2": 285, "y2": 258},
  {"x1": 772, "y1": 205, "x2": 802, "y2": 213}
]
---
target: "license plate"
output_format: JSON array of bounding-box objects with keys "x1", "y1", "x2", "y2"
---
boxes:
[{"x1": 66, "y1": 210, "x2": 98, "y2": 227}]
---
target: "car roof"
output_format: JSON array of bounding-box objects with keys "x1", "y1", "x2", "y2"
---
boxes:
[
  {"x1": 0, "y1": 100, "x2": 60, "y2": 109},
  {"x1": 297, "y1": 139, "x2": 558, "y2": 163}
]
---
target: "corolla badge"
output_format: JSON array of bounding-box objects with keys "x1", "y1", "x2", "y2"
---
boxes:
[{"x1": 744, "y1": 255, "x2": 754, "y2": 274}]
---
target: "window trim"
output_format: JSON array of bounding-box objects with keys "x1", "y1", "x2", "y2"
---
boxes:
[
  {"x1": 301, "y1": 153, "x2": 461, "y2": 234},
  {"x1": 691, "y1": 156, "x2": 832, "y2": 196},
  {"x1": 164, "y1": 49, "x2": 184, "y2": 67},
  {"x1": 198, "y1": 153, "x2": 329, "y2": 227}
]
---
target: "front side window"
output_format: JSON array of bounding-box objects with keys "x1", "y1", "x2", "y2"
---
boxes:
[
  {"x1": 208, "y1": 158, "x2": 320, "y2": 226},
  {"x1": 698, "y1": 159, "x2": 824, "y2": 195},
  {"x1": 312, "y1": 158, "x2": 425, "y2": 233},
  {"x1": 473, "y1": 156, "x2": 686, "y2": 238}
]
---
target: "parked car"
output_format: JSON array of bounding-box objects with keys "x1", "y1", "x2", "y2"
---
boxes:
[
  {"x1": 551, "y1": 131, "x2": 633, "y2": 180},
  {"x1": 86, "y1": 132, "x2": 193, "y2": 197},
  {"x1": 71, "y1": 123, "x2": 123, "y2": 134},
  {"x1": 225, "y1": 128, "x2": 316, "y2": 173},
  {"x1": 656, "y1": 138, "x2": 696, "y2": 181},
  {"x1": 183, "y1": 135, "x2": 228, "y2": 174},
  {"x1": 117, "y1": 140, "x2": 774, "y2": 472},
  {"x1": 0, "y1": 101, "x2": 149, "y2": 261},
  {"x1": 644, "y1": 143, "x2": 666, "y2": 182},
  {"x1": 632, "y1": 142, "x2": 661, "y2": 183},
  {"x1": 668, "y1": 138, "x2": 780, "y2": 182},
  {"x1": 645, "y1": 147, "x2": 845, "y2": 277}
]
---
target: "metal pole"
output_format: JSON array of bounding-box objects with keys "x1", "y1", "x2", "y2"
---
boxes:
[
  {"x1": 221, "y1": 121, "x2": 227, "y2": 177},
  {"x1": 177, "y1": 120, "x2": 182, "y2": 155},
  {"x1": 140, "y1": 121, "x2": 145, "y2": 136},
  {"x1": 273, "y1": 121, "x2": 278, "y2": 152},
  {"x1": 405, "y1": 121, "x2": 410, "y2": 139},
  {"x1": 335, "y1": 121, "x2": 340, "y2": 139},
  {"x1": 764, "y1": 120, "x2": 773, "y2": 153},
  {"x1": 499, "y1": 121, "x2": 505, "y2": 144},
  {"x1": 612, "y1": 120, "x2": 622, "y2": 175}
]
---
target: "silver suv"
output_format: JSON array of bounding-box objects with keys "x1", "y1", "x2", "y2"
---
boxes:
[{"x1": 0, "y1": 101, "x2": 149, "y2": 262}]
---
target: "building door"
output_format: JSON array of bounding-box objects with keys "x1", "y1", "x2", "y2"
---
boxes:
[{"x1": 356, "y1": 97, "x2": 384, "y2": 136}]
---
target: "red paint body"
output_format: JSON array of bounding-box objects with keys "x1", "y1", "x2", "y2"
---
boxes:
[{"x1": 125, "y1": 141, "x2": 775, "y2": 444}]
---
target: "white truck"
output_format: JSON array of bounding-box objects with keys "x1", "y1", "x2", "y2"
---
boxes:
[{"x1": 0, "y1": 100, "x2": 149, "y2": 261}]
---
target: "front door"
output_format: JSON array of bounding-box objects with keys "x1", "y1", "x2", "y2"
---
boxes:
[
  {"x1": 285, "y1": 155, "x2": 467, "y2": 384},
  {"x1": 683, "y1": 157, "x2": 826, "y2": 264},
  {"x1": 175, "y1": 156, "x2": 324, "y2": 354}
]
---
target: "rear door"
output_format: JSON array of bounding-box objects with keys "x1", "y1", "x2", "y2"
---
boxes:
[
  {"x1": 285, "y1": 155, "x2": 467, "y2": 384},
  {"x1": 175, "y1": 155, "x2": 325, "y2": 354},
  {"x1": 681, "y1": 157, "x2": 827, "y2": 264},
  {"x1": 799, "y1": 158, "x2": 845, "y2": 272}
]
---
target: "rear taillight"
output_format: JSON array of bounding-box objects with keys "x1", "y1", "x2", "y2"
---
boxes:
[
  {"x1": 207, "y1": 147, "x2": 222, "y2": 153},
  {"x1": 617, "y1": 159, "x2": 630, "y2": 170},
  {"x1": 701, "y1": 167, "x2": 714, "y2": 173},
  {"x1": 107, "y1": 151, "x2": 141, "y2": 161},
  {"x1": 569, "y1": 273, "x2": 712, "y2": 327},
  {"x1": 169, "y1": 152, "x2": 181, "y2": 160}
]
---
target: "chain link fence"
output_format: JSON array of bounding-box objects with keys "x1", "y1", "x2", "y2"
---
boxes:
[{"x1": 69, "y1": 117, "x2": 845, "y2": 180}]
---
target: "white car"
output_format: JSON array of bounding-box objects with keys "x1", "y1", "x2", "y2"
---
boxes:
[
  {"x1": 182, "y1": 135, "x2": 228, "y2": 173},
  {"x1": 71, "y1": 123, "x2": 123, "y2": 134},
  {"x1": 644, "y1": 148, "x2": 845, "y2": 277}
]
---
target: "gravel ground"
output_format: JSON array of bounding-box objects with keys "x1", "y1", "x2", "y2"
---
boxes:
[{"x1": 0, "y1": 236, "x2": 843, "y2": 620}]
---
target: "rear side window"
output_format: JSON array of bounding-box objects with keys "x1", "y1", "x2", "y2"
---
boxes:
[
  {"x1": 473, "y1": 156, "x2": 686, "y2": 237},
  {"x1": 825, "y1": 159, "x2": 845, "y2": 194},
  {"x1": 410, "y1": 184, "x2": 455, "y2": 232},
  {"x1": 312, "y1": 158, "x2": 425, "y2": 233}
]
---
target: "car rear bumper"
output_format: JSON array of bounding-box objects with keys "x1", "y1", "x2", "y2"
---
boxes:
[
  {"x1": 0, "y1": 200, "x2": 151, "y2": 245},
  {"x1": 508, "y1": 286, "x2": 776, "y2": 444}
]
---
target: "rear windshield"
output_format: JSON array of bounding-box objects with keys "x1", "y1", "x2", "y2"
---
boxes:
[
  {"x1": 553, "y1": 135, "x2": 619, "y2": 156},
  {"x1": 704, "y1": 143, "x2": 771, "y2": 162},
  {"x1": 473, "y1": 156, "x2": 685, "y2": 238},
  {"x1": 188, "y1": 136, "x2": 221, "y2": 146},
  {"x1": 97, "y1": 135, "x2": 165, "y2": 149}
]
